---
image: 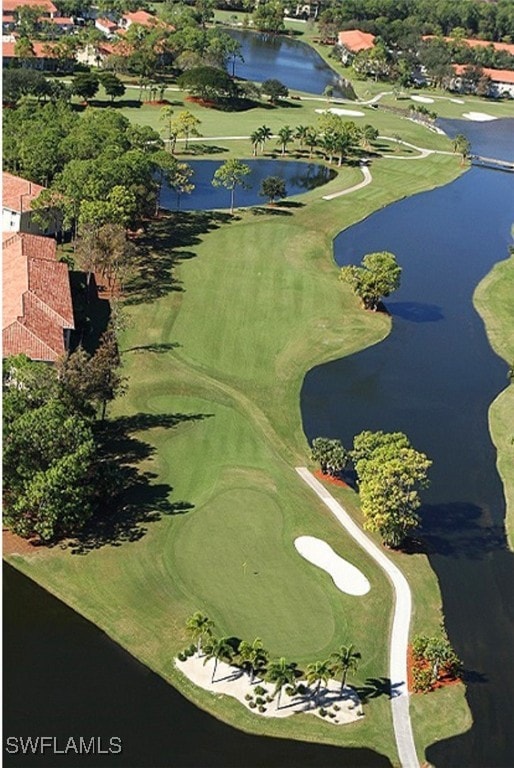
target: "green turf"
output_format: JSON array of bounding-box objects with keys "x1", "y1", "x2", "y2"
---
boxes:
[
  {"x1": 7, "y1": 67, "x2": 477, "y2": 763},
  {"x1": 474, "y1": 250, "x2": 514, "y2": 549}
]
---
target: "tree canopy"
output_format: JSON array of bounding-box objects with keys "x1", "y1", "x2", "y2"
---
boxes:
[
  {"x1": 340, "y1": 251, "x2": 402, "y2": 311},
  {"x1": 352, "y1": 430, "x2": 431, "y2": 547},
  {"x1": 212, "y1": 158, "x2": 251, "y2": 214}
]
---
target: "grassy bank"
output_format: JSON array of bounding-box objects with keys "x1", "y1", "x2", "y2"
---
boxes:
[
  {"x1": 474, "y1": 249, "x2": 514, "y2": 549},
  {"x1": 5, "y1": 71, "x2": 476, "y2": 764}
]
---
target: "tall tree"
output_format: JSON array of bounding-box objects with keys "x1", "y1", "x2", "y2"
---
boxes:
[
  {"x1": 212, "y1": 158, "x2": 251, "y2": 214},
  {"x1": 277, "y1": 125, "x2": 294, "y2": 156},
  {"x1": 261, "y1": 79, "x2": 289, "y2": 104},
  {"x1": 203, "y1": 636, "x2": 234, "y2": 683},
  {"x1": 170, "y1": 110, "x2": 202, "y2": 150},
  {"x1": 329, "y1": 644, "x2": 361, "y2": 692},
  {"x1": 260, "y1": 176, "x2": 286, "y2": 205},
  {"x1": 305, "y1": 660, "x2": 332, "y2": 705},
  {"x1": 340, "y1": 251, "x2": 402, "y2": 311},
  {"x1": 237, "y1": 638, "x2": 269, "y2": 684},
  {"x1": 186, "y1": 612, "x2": 214, "y2": 655},
  {"x1": 100, "y1": 72, "x2": 126, "y2": 103},
  {"x1": 72, "y1": 72, "x2": 100, "y2": 104},
  {"x1": 265, "y1": 657, "x2": 297, "y2": 709},
  {"x1": 352, "y1": 430, "x2": 431, "y2": 547}
]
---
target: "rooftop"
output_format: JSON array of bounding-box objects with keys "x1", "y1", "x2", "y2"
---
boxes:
[
  {"x1": 2, "y1": 232, "x2": 74, "y2": 362},
  {"x1": 3, "y1": 172, "x2": 46, "y2": 213},
  {"x1": 338, "y1": 29, "x2": 376, "y2": 53}
]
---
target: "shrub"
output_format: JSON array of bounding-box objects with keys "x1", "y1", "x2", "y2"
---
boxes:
[
  {"x1": 412, "y1": 666, "x2": 432, "y2": 693},
  {"x1": 266, "y1": 695, "x2": 273, "y2": 703},
  {"x1": 319, "y1": 708, "x2": 327, "y2": 717},
  {"x1": 333, "y1": 704, "x2": 340, "y2": 711},
  {"x1": 258, "y1": 705, "x2": 266, "y2": 713},
  {"x1": 254, "y1": 685, "x2": 266, "y2": 696},
  {"x1": 255, "y1": 696, "x2": 265, "y2": 705},
  {"x1": 295, "y1": 683, "x2": 307, "y2": 696},
  {"x1": 188, "y1": 643, "x2": 197, "y2": 654},
  {"x1": 248, "y1": 700, "x2": 257, "y2": 709},
  {"x1": 328, "y1": 711, "x2": 336, "y2": 718},
  {"x1": 412, "y1": 635, "x2": 430, "y2": 661},
  {"x1": 184, "y1": 646, "x2": 195, "y2": 658},
  {"x1": 245, "y1": 693, "x2": 253, "y2": 701},
  {"x1": 285, "y1": 685, "x2": 295, "y2": 696},
  {"x1": 177, "y1": 652, "x2": 186, "y2": 662}
]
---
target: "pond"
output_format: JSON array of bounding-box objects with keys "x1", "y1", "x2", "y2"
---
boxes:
[
  {"x1": 3, "y1": 564, "x2": 391, "y2": 768},
  {"x1": 225, "y1": 28, "x2": 350, "y2": 97},
  {"x1": 159, "y1": 159, "x2": 335, "y2": 211},
  {"x1": 300, "y1": 118, "x2": 514, "y2": 767}
]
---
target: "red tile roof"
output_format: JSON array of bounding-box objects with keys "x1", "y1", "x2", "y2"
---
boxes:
[
  {"x1": 338, "y1": 29, "x2": 376, "y2": 53},
  {"x1": 2, "y1": 233, "x2": 74, "y2": 362},
  {"x1": 423, "y1": 35, "x2": 514, "y2": 56},
  {"x1": 122, "y1": 10, "x2": 157, "y2": 27},
  {"x1": 3, "y1": 0, "x2": 57, "y2": 12},
  {"x1": 2, "y1": 40, "x2": 65, "y2": 59},
  {"x1": 453, "y1": 64, "x2": 514, "y2": 84},
  {"x1": 96, "y1": 17, "x2": 118, "y2": 30},
  {"x1": 3, "y1": 172, "x2": 46, "y2": 213}
]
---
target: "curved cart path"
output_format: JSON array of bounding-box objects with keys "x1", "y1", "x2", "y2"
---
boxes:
[{"x1": 295, "y1": 467, "x2": 419, "y2": 768}]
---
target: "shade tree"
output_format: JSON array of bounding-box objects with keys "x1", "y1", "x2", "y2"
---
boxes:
[
  {"x1": 212, "y1": 158, "x2": 251, "y2": 214},
  {"x1": 260, "y1": 176, "x2": 287, "y2": 205},
  {"x1": 340, "y1": 251, "x2": 402, "y2": 311}
]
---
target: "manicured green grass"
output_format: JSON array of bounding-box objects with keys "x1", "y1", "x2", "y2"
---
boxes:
[
  {"x1": 474, "y1": 251, "x2": 514, "y2": 549},
  {"x1": 7, "y1": 77, "x2": 473, "y2": 763}
]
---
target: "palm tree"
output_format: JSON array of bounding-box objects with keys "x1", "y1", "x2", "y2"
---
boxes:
[
  {"x1": 305, "y1": 660, "x2": 332, "y2": 705},
  {"x1": 237, "y1": 638, "x2": 269, "y2": 683},
  {"x1": 185, "y1": 611, "x2": 214, "y2": 655},
  {"x1": 265, "y1": 657, "x2": 297, "y2": 709},
  {"x1": 329, "y1": 644, "x2": 361, "y2": 692},
  {"x1": 294, "y1": 124, "x2": 309, "y2": 150},
  {"x1": 334, "y1": 130, "x2": 352, "y2": 167},
  {"x1": 250, "y1": 129, "x2": 262, "y2": 157},
  {"x1": 305, "y1": 128, "x2": 318, "y2": 159},
  {"x1": 277, "y1": 125, "x2": 294, "y2": 156},
  {"x1": 257, "y1": 124, "x2": 272, "y2": 154},
  {"x1": 453, "y1": 133, "x2": 471, "y2": 165},
  {"x1": 203, "y1": 636, "x2": 233, "y2": 683},
  {"x1": 321, "y1": 133, "x2": 337, "y2": 164}
]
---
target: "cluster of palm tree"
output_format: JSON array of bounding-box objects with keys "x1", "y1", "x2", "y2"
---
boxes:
[
  {"x1": 249, "y1": 121, "x2": 379, "y2": 167},
  {"x1": 184, "y1": 613, "x2": 361, "y2": 711}
]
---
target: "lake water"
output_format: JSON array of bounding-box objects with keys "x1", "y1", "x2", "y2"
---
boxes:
[
  {"x1": 160, "y1": 159, "x2": 334, "y2": 211},
  {"x1": 301, "y1": 118, "x2": 514, "y2": 767},
  {"x1": 226, "y1": 29, "x2": 350, "y2": 96}
]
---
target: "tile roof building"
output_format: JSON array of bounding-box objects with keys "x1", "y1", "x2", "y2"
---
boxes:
[
  {"x1": 2, "y1": 232, "x2": 75, "y2": 362},
  {"x1": 337, "y1": 29, "x2": 376, "y2": 63},
  {"x1": 2, "y1": 172, "x2": 59, "y2": 236}
]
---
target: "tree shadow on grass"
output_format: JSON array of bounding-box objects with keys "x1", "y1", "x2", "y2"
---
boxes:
[
  {"x1": 251, "y1": 206, "x2": 293, "y2": 217},
  {"x1": 185, "y1": 143, "x2": 229, "y2": 155},
  {"x1": 354, "y1": 677, "x2": 402, "y2": 704},
  {"x1": 125, "y1": 210, "x2": 234, "y2": 306},
  {"x1": 68, "y1": 412, "x2": 212, "y2": 554}
]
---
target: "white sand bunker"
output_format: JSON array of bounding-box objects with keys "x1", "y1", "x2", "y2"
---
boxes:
[
  {"x1": 450, "y1": 98, "x2": 465, "y2": 104},
  {"x1": 295, "y1": 536, "x2": 370, "y2": 596},
  {"x1": 410, "y1": 95, "x2": 435, "y2": 103},
  {"x1": 315, "y1": 107, "x2": 365, "y2": 117},
  {"x1": 176, "y1": 655, "x2": 364, "y2": 724},
  {"x1": 462, "y1": 111, "x2": 497, "y2": 122}
]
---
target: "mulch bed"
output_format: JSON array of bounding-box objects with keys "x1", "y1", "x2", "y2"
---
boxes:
[
  {"x1": 146, "y1": 100, "x2": 171, "y2": 106},
  {"x1": 407, "y1": 645, "x2": 461, "y2": 693},
  {"x1": 314, "y1": 469, "x2": 349, "y2": 488},
  {"x1": 3, "y1": 528, "x2": 44, "y2": 556},
  {"x1": 185, "y1": 95, "x2": 216, "y2": 109}
]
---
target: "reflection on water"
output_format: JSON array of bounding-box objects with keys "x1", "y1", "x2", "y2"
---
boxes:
[
  {"x1": 160, "y1": 160, "x2": 334, "y2": 211},
  {"x1": 225, "y1": 29, "x2": 353, "y2": 96}
]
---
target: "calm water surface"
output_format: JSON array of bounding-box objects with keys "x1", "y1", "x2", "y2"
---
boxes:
[
  {"x1": 5, "y1": 93, "x2": 513, "y2": 766},
  {"x1": 226, "y1": 29, "x2": 349, "y2": 96},
  {"x1": 301, "y1": 118, "x2": 514, "y2": 767},
  {"x1": 160, "y1": 159, "x2": 333, "y2": 211},
  {"x1": 3, "y1": 564, "x2": 390, "y2": 768}
]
